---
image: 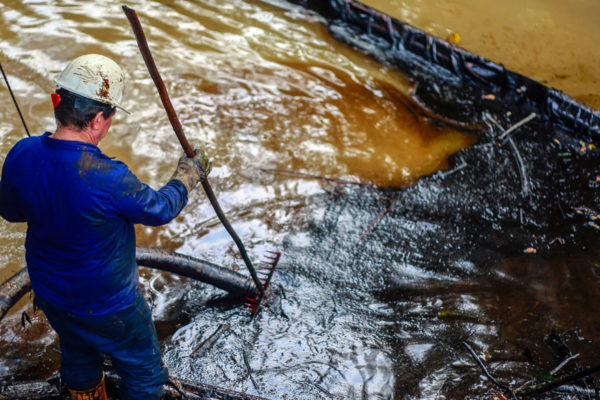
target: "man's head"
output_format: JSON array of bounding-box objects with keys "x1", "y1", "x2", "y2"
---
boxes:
[
  {"x1": 54, "y1": 88, "x2": 116, "y2": 131},
  {"x1": 53, "y1": 54, "x2": 127, "y2": 135}
]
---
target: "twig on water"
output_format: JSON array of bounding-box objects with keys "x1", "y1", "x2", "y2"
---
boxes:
[
  {"x1": 259, "y1": 168, "x2": 366, "y2": 186},
  {"x1": 484, "y1": 114, "x2": 531, "y2": 197},
  {"x1": 304, "y1": 380, "x2": 337, "y2": 399},
  {"x1": 519, "y1": 209, "x2": 524, "y2": 225},
  {"x1": 550, "y1": 353, "x2": 580, "y2": 376},
  {"x1": 242, "y1": 350, "x2": 260, "y2": 392},
  {"x1": 440, "y1": 161, "x2": 467, "y2": 178},
  {"x1": 516, "y1": 363, "x2": 600, "y2": 397},
  {"x1": 462, "y1": 342, "x2": 518, "y2": 400},
  {"x1": 485, "y1": 113, "x2": 504, "y2": 132},
  {"x1": 554, "y1": 385, "x2": 598, "y2": 396},
  {"x1": 507, "y1": 136, "x2": 531, "y2": 196},
  {"x1": 166, "y1": 377, "x2": 189, "y2": 399},
  {"x1": 190, "y1": 323, "x2": 230, "y2": 358},
  {"x1": 357, "y1": 202, "x2": 395, "y2": 242},
  {"x1": 498, "y1": 112, "x2": 537, "y2": 141},
  {"x1": 366, "y1": 180, "x2": 394, "y2": 201}
]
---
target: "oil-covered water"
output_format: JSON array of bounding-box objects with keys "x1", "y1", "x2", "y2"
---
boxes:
[{"x1": 0, "y1": 0, "x2": 599, "y2": 399}]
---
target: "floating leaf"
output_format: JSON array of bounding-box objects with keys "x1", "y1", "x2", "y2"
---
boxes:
[
  {"x1": 447, "y1": 32, "x2": 461, "y2": 44},
  {"x1": 573, "y1": 206, "x2": 597, "y2": 216},
  {"x1": 438, "y1": 309, "x2": 459, "y2": 318},
  {"x1": 588, "y1": 222, "x2": 600, "y2": 230}
]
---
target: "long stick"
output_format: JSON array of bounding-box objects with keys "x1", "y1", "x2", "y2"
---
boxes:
[
  {"x1": 516, "y1": 363, "x2": 600, "y2": 397},
  {"x1": 462, "y1": 342, "x2": 517, "y2": 399},
  {"x1": 191, "y1": 323, "x2": 230, "y2": 358},
  {"x1": 122, "y1": 5, "x2": 264, "y2": 297},
  {"x1": 498, "y1": 112, "x2": 537, "y2": 141},
  {"x1": 507, "y1": 136, "x2": 530, "y2": 196},
  {"x1": 0, "y1": 63, "x2": 31, "y2": 137},
  {"x1": 259, "y1": 167, "x2": 366, "y2": 186}
]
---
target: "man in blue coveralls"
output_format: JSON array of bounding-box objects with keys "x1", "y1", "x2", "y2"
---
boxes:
[{"x1": 0, "y1": 54, "x2": 210, "y2": 399}]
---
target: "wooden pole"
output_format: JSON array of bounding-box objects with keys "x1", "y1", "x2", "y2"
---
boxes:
[{"x1": 122, "y1": 6, "x2": 264, "y2": 296}]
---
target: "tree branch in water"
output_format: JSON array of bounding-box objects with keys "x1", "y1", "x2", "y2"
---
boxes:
[{"x1": 462, "y1": 342, "x2": 518, "y2": 400}]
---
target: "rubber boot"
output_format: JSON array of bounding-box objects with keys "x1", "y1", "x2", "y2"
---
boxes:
[{"x1": 68, "y1": 373, "x2": 107, "y2": 400}]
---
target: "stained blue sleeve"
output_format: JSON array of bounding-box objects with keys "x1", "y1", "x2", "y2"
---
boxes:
[
  {"x1": 110, "y1": 165, "x2": 189, "y2": 226},
  {"x1": 0, "y1": 149, "x2": 26, "y2": 223},
  {"x1": 0, "y1": 179, "x2": 26, "y2": 222}
]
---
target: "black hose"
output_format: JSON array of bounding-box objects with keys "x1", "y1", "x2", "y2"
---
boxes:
[
  {"x1": 0, "y1": 268, "x2": 31, "y2": 321},
  {"x1": 135, "y1": 246, "x2": 257, "y2": 297},
  {"x1": 0, "y1": 247, "x2": 257, "y2": 323}
]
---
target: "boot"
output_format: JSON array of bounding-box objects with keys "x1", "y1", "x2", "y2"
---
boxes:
[{"x1": 68, "y1": 372, "x2": 107, "y2": 400}]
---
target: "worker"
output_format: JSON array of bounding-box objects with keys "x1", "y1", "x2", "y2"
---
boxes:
[{"x1": 0, "y1": 54, "x2": 210, "y2": 400}]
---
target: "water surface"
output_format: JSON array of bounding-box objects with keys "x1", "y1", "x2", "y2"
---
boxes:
[{"x1": 0, "y1": 0, "x2": 598, "y2": 398}]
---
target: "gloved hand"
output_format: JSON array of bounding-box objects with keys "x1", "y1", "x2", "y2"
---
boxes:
[{"x1": 170, "y1": 149, "x2": 212, "y2": 193}]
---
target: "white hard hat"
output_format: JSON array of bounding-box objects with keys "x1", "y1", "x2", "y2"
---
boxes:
[{"x1": 55, "y1": 54, "x2": 129, "y2": 113}]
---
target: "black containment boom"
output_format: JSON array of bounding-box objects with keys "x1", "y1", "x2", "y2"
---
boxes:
[{"x1": 281, "y1": 0, "x2": 600, "y2": 141}]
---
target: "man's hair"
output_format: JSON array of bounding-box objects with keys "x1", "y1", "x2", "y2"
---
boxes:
[{"x1": 54, "y1": 88, "x2": 116, "y2": 130}]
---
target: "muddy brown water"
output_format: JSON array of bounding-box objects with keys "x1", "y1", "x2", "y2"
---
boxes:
[{"x1": 0, "y1": 0, "x2": 599, "y2": 399}]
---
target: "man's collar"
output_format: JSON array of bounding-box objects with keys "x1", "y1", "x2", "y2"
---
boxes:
[{"x1": 41, "y1": 132, "x2": 112, "y2": 159}]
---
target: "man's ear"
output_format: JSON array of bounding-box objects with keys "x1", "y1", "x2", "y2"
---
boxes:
[{"x1": 90, "y1": 111, "x2": 105, "y2": 131}]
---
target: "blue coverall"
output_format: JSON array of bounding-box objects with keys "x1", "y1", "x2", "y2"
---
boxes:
[{"x1": 0, "y1": 132, "x2": 188, "y2": 399}]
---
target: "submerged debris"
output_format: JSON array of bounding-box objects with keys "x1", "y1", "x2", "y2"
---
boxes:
[{"x1": 0, "y1": 372, "x2": 272, "y2": 400}]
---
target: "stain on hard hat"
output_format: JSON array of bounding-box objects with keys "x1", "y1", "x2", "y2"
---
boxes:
[{"x1": 98, "y1": 78, "x2": 110, "y2": 99}]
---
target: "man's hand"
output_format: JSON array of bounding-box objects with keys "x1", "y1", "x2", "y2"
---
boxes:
[{"x1": 170, "y1": 149, "x2": 212, "y2": 193}]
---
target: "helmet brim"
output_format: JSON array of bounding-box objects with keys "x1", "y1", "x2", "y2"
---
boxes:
[{"x1": 55, "y1": 83, "x2": 130, "y2": 115}]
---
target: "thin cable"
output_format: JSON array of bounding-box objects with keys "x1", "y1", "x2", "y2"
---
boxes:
[{"x1": 0, "y1": 63, "x2": 31, "y2": 137}]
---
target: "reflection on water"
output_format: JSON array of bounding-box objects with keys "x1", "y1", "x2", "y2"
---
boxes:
[
  {"x1": 0, "y1": 0, "x2": 598, "y2": 398},
  {"x1": 0, "y1": 0, "x2": 471, "y2": 285}
]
